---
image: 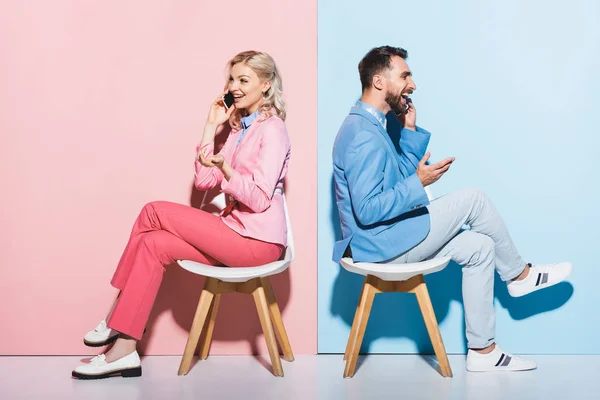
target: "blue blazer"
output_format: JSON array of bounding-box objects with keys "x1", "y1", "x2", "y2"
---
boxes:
[{"x1": 332, "y1": 106, "x2": 432, "y2": 263}]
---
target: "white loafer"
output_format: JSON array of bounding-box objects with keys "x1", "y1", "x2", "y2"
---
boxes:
[
  {"x1": 72, "y1": 351, "x2": 142, "y2": 379},
  {"x1": 83, "y1": 320, "x2": 119, "y2": 347}
]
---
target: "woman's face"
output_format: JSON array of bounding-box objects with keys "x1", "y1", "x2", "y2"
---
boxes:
[{"x1": 227, "y1": 62, "x2": 270, "y2": 114}]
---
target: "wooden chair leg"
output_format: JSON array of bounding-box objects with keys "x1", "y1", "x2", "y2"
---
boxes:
[
  {"x1": 260, "y1": 277, "x2": 294, "y2": 362},
  {"x1": 412, "y1": 275, "x2": 453, "y2": 377},
  {"x1": 343, "y1": 279, "x2": 376, "y2": 378},
  {"x1": 198, "y1": 293, "x2": 221, "y2": 360},
  {"x1": 344, "y1": 283, "x2": 365, "y2": 362},
  {"x1": 252, "y1": 282, "x2": 284, "y2": 377},
  {"x1": 178, "y1": 284, "x2": 215, "y2": 375}
]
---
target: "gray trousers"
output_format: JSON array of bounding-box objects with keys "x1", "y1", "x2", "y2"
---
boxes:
[{"x1": 387, "y1": 187, "x2": 526, "y2": 349}]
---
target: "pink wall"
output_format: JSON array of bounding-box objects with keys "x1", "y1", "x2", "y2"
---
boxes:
[{"x1": 0, "y1": 1, "x2": 317, "y2": 355}]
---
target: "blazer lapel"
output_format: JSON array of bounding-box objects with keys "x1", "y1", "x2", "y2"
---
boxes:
[
  {"x1": 231, "y1": 118, "x2": 262, "y2": 166},
  {"x1": 349, "y1": 107, "x2": 403, "y2": 167}
]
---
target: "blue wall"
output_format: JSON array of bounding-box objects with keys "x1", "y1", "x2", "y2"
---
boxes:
[{"x1": 318, "y1": 0, "x2": 600, "y2": 354}]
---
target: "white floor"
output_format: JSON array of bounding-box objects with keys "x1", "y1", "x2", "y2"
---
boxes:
[{"x1": 1, "y1": 355, "x2": 597, "y2": 399}]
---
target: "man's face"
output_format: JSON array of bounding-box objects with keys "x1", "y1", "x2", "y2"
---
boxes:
[{"x1": 383, "y1": 56, "x2": 417, "y2": 115}]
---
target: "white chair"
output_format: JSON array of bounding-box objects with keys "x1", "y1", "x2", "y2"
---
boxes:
[
  {"x1": 341, "y1": 186, "x2": 453, "y2": 378},
  {"x1": 176, "y1": 190, "x2": 294, "y2": 377}
]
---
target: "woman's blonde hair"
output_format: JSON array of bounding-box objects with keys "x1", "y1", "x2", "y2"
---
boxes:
[{"x1": 225, "y1": 51, "x2": 286, "y2": 129}]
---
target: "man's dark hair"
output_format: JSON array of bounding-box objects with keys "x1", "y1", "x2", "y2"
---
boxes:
[{"x1": 358, "y1": 46, "x2": 408, "y2": 92}]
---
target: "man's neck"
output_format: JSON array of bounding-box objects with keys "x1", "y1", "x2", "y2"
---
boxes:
[{"x1": 360, "y1": 91, "x2": 390, "y2": 115}]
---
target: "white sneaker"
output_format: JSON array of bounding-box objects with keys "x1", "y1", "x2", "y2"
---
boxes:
[
  {"x1": 507, "y1": 262, "x2": 573, "y2": 298},
  {"x1": 83, "y1": 320, "x2": 119, "y2": 347},
  {"x1": 72, "y1": 351, "x2": 142, "y2": 379},
  {"x1": 466, "y1": 346, "x2": 536, "y2": 372}
]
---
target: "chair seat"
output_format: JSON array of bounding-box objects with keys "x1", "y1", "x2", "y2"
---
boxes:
[
  {"x1": 177, "y1": 259, "x2": 292, "y2": 283},
  {"x1": 340, "y1": 256, "x2": 451, "y2": 281}
]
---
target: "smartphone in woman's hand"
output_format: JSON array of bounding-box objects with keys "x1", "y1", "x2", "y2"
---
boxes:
[{"x1": 223, "y1": 91, "x2": 235, "y2": 109}]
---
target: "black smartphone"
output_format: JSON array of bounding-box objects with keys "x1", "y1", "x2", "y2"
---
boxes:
[{"x1": 223, "y1": 91, "x2": 235, "y2": 109}]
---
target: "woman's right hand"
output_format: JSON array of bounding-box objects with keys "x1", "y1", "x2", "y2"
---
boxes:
[{"x1": 206, "y1": 92, "x2": 235, "y2": 126}]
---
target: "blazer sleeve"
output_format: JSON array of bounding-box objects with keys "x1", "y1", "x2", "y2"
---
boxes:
[
  {"x1": 194, "y1": 142, "x2": 223, "y2": 190},
  {"x1": 344, "y1": 130, "x2": 429, "y2": 226},
  {"x1": 194, "y1": 129, "x2": 239, "y2": 190},
  {"x1": 396, "y1": 126, "x2": 431, "y2": 176}
]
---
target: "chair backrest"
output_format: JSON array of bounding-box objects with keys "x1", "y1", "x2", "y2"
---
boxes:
[
  {"x1": 281, "y1": 193, "x2": 295, "y2": 262},
  {"x1": 199, "y1": 189, "x2": 294, "y2": 263},
  {"x1": 199, "y1": 187, "x2": 227, "y2": 214}
]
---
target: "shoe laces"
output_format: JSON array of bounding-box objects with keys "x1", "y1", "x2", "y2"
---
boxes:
[{"x1": 530, "y1": 263, "x2": 554, "y2": 274}]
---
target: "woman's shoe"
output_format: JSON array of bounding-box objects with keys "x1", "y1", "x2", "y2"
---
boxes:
[
  {"x1": 72, "y1": 351, "x2": 142, "y2": 379},
  {"x1": 83, "y1": 320, "x2": 119, "y2": 347}
]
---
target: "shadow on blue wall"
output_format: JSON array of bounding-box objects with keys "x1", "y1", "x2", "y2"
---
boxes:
[{"x1": 328, "y1": 115, "x2": 574, "y2": 354}]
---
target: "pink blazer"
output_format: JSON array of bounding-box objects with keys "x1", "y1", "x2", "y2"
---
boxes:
[{"x1": 194, "y1": 114, "x2": 291, "y2": 246}]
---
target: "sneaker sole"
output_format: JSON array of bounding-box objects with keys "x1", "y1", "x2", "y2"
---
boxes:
[
  {"x1": 509, "y1": 265, "x2": 573, "y2": 298},
  {"x1": 467, "y1": 365, "x2": 537, "y2": 372},
  {"x1": 72, "y1": 366, "x2": 142, "y2": 380}
]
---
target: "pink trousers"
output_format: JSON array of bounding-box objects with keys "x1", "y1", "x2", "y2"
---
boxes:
[{"x1": 107, "y1": 201, "x2": 284, "y2": 339}]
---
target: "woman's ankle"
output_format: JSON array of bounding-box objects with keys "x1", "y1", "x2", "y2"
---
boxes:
[{"x1": 104, "y1": 336, "x2": 137, "y2": 362}]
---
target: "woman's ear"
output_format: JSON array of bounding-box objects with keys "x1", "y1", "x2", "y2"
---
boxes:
[{"x1": 262, "y1": 80, "x2": 272, "y2": 95}]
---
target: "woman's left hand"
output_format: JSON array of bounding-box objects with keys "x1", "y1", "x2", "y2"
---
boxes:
[
  {"x1": 198, "y1": 153, "x2": 233, "y2": 179},
  {"x1": 209, "y1": 154, "x2": 225, "y2": 168}
]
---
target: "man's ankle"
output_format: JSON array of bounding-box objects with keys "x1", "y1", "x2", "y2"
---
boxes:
[
  {"x1": 472, "y1": 343, "x2": 496, "y2": 354},
  {"x1": 512, "y1": 263, "x2": 531, "y2": 282}
]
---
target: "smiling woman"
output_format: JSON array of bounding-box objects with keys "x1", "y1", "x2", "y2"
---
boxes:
[
  {"x1": 225, "y1": 51, "x2": 286, "y2": 129},
  {"x1": 72, "y1": 50, "x2": 292, "y2": 380}
]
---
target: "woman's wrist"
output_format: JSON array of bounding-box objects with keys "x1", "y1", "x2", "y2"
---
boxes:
[
  {"x1": 220, "y1": 161, "x2": 234, "y2": 181},
  {"x1": 201, "y1": 123, "x2": 218, "y2": 146},
  {"x1": 204, "y1": 121, "x2": 218, "y2": 130}
]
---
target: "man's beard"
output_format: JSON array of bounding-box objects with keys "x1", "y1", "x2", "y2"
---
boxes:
[{"x1": 385, "y1": 90, "x2": 405, "y2": 116}]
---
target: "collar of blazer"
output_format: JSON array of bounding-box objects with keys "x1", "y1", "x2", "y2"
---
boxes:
[{"x1": 349, "y1": 106, "x2": 402, "y2": 165}]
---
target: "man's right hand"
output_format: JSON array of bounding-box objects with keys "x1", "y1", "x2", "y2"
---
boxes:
[{"x1": 416, "y1": 152, "x2": 455, "y2": 186}]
